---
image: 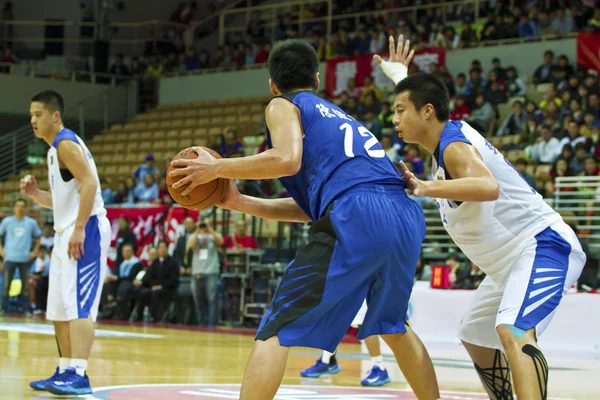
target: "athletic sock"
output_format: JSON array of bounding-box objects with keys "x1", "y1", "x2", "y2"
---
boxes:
[
  {"x1": 70, "y1": 358, "x2": 88, "y2": 377},
  {"x1": 371, "y1": 355, "x2": 385, "y2": 370},
  {"x1": 321, "y1": 350, "x2": 336, "y2": 364},
  {"x1": 58, "y1": 357, "x2": 71, "y2": 373}
]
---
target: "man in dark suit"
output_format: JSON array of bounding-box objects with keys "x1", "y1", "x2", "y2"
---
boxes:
[
  {"x1": 131, "y1": 240, "x2": 179, "y2": 322},
  {"x1": 116, "y1": 217, "x2": 137, "y2": 265},
  {"x1": 174, "y1": 216, "x2": 196, "y2": 274}
]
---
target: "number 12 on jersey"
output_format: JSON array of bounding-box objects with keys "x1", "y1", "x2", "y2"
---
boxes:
[{"x1": 340, "y1": 123, "x2": 385, "y2": 158}]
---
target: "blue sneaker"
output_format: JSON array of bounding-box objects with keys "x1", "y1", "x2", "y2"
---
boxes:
[
  {"x1": 361, "y1": 365, "x2": 391, "y2": 386},
  {"x1": 300, "y1": 359, "x2": 341, "y2": 378},
  {"x1": 29, "y1": 367, "x2": 61, "y2": 391},
  {"x1": 45, "y1": 368, "x2": 92, "y2": 395}
]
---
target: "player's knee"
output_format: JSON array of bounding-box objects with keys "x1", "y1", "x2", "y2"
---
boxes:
[{"x1": 496, "y1": 324, "x2": 532, "y2": 350}]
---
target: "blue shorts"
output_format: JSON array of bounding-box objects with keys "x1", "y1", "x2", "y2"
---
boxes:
[{"x1": 255, "y1": 184, "x2": 425, "y2": 352}]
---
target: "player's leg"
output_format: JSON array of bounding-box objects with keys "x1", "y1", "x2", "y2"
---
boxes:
[
  {"x1": 300, "y1": 348, "x2": 341, "y2": 378},
  {"x1": 46, "y1": 216, "x2": 110, "y2": 396},
  {"x1": 30, "y1": 244, "x2": 70, "y2": 391},
  {"x1": 458, "y1": 277, "x2": 514, "y2": 399},
  {"x1": 17, "y1": 262, "x2": 32, "y2": 315},
  {"x1": 0, "y1": 261, "x2": 17, "y2": 314},
  {"x1": 241, "y1": 210, "x2": 368, "y2": 399},
  {"x1": 361, "y1": 335, "x2": 391, "y2": 386},
  {"x1": 495, "y1": 223, "x2": 585, "y2": 400},
  {"x1": 240, "y1": 335, "x2": 290, "y2": 400}
]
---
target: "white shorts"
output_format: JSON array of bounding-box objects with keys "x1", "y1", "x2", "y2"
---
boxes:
[
  {"x1": 46, "y1": 215, "x2": 111, "y2": 322},
  {"x1": 351, "y1": 300, "x2": 368, "y2": 327},
  {"x1": 458, "y1": 220, "x2": 586, "y2": 350}
]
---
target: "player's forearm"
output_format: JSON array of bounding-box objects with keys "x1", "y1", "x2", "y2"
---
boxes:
[
  {"x1": 421, "y1": 177, "x2": 499, "y2": 202},
  {"x1": 75, "y1": 182, "x2": 98, "y2": 230},
  {"x1": 223, "y1": 195, "x2": 311, "y2": 223},
  {"x1": 213, "y1": 149, "x2": 300, "y2": 180},
  {"x1": 31, "y1": 189, "x2": 53, "y2": 209},
  {"x1": 32, "y1": 238, "x2": 41, "y2": 253}
]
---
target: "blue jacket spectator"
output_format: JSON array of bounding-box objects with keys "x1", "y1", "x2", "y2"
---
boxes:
[
  {"x1": 133, "y1": 154, "x2": 159, "y2": 183},
  {"x1": 134, "y1": 175, "x2": 159, "y2": 203}
]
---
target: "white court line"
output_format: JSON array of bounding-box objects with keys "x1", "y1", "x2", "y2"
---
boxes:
[{"x1": 89, "y1": 383, "x2": 575, "y2": 400}]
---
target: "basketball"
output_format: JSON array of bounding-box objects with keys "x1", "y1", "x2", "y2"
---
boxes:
[{"x1": 166, "y1": 147, "x2": 229, "y2": 210}]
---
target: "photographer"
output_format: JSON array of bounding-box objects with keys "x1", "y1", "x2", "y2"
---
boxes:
[{"x1": 186, "y1": 218, "x2": 223, "y2": 326}]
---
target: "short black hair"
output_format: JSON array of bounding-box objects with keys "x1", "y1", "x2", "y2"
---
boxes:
[
  {"x1": 14, "y1": 198, "x2": 27, "y2": 207},
  {"x1": 31, "y1": 90, "x2": 64, "y2": 117},
  {"x1": 394, "y1": 72, "x2": 450, "y2": 122},
  {"x1": 268, "y1": 39, "x2": 319, "y2": 93}
]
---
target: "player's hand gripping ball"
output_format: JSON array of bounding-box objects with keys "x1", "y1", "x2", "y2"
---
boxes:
[{"x1": 166, "y1": 147, "x2": 229, "y2": 210}]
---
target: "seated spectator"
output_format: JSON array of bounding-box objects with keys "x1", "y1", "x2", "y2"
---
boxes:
[
  {"x1": 113, "y1": 180, "x2": 134, "y2": 204},
  {"x1": 116, "y1": 217, "x2": 137, "y2": 265},
  {"x1": 381, "y1": 135, "x2": 400, "y2": 163},
  {"x1": 362, "y1": 93, "x2": 380, "y2": 115},
  {"x1": 486, "y1": 81, "x2": 508, "y2": 109},
  {"x1": 354, "y1": 28, "x2": 371, "y2": 55},
  {"x1": 454, "y1": 73, "x2": 467, "y2": 96},
  {"x1": 359, "y1": 75, "x2": 383, "y2": 103},
  {"x1": 217, "y1": 127, "x2": 244, "y2": 157},
  {"x1": 378, "y1": 101, "x2": 394, "y2": 129},
  {"x1": 529, "y1": 125, "x2": 560, "y2": 164},
  {"x1": 497, "y1": 101, "x2": 527, "y2": 136},
  {"x1": 551, "y1": 9, "x2": 574, "y2": 35},
  {"x1": 133, "y1": 153, "x2": 159, "y2": 184},
  {"x1": 580, "y1": 112, "x2": 598, "y2": 139},
  {"x1": 187, "y1": 218, "x2": 223, "y2": 326},
  {"x1": 546, "y1": 157, "x2": 576, "y2": 195},
  {"x1": 109, "y1": 53, "x2": 131, "y2": 77},
  {"x1": 454, "y1": 263, "x2": 486, "y2": 289},
  {"x1": 557, "y1": 120, "x2": 586, "y2": 157},
  {"x1": 174, "y1": 217, "x2": 197, "y2": 273},
  {"x1": 100, "y1": 178, "x2": 114, "y2": 205},
  {"x1": 403, "y1": 144, "x2": 425, "y2": 178},
  {"x1": 550, "y1": 55, "x2": 575, "y2": 85},
  {"x1": 346, "y1": 77, "x2": 362, "y2": 99},
  {"x1": 40, "y1": 222, "x2": 54, "y2": 250},
  {"x1": 362, "y1": 111, "x2": 382, "y2": 140},
  {"x1": 533, "y1": 50, "x2": 555, "y2": 85},
  {"x1": 504, "y1": 67, "x2": 527, "y2": 98},
  {"x1": 464, "y1": 68, "x2": 486, "y2": 97},
  {"x1": 570, "y1": 142, "x2": 589, "y2": 174},
  {"x1": 130, "y1": 241, "x2": 179, "y2": 323},
  {"x1": 28, "y1": 246, "x2": 51, "y2": 313},
  {"x1": 183, "y1": 47, "x2": 201, "y2": 71},
  {"x1": 145, "y1": 246, "x2": 158, "y2": 269},
  {"x1": 514, "y1": 158, "x2": 536, "y2": 191},
  {"x1": 539, "y1": 85, "x2": 562, "y2": 110},
  {"x1": 451, "y1": 96, "x2": 471, "y2": 120},
  {"x1": 104, "y1": 243, "x2": 144, "y2": 320},
  {"x1": 465, "y1": 94, "x2": 495, "y2": 133},
  {"x1": 519, "y1": 15, "x2": 539, "y2": 39},
  {"x1": 224, "y1": 220, "x2": 259, "y2": 250},
  {"x1": 346, "y1": 96, "x2": 361, "y2": 116},
  {"x1": 134, "y1": 174, "x2": 159, "y2": 203}
]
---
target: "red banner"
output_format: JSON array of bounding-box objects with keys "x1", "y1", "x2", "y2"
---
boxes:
[
  {"x1": 106, "y1": 206, "x2": 199, "y2": 268},
  {"x1": 325, "y1": 48, "x2": 446, "y2": 97},
  {"x1": 577, "y1": 32, "x2": 600, "y2": 73}
]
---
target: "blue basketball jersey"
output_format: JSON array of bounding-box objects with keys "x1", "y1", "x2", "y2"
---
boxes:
[{"x1": 266, "y1": 91, "x2": 404, "y2": 220}]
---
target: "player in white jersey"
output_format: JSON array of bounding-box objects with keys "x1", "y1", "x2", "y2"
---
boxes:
[
  {"x1": 377, "y1": 37, "x2": 586, "y2": 399},
  {"x1": 21, "y1": 90, "x2": 110, "y2": 396},
  {"x1": 299, "y1": 301, "x2": 391, "y2": 387}
]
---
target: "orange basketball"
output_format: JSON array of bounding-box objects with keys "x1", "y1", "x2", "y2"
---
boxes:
[{"x1": 166, "y1": 147, "x2": 229, "y2": 210}]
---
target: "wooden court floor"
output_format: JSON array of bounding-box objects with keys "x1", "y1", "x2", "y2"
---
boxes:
[{"x1": 0, "y1": 316, "x2": 597, "y2": 399}]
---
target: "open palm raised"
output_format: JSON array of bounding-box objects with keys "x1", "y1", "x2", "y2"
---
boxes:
[{"x1": 373, "y1": 34, "x2": 415, "y2": 85}]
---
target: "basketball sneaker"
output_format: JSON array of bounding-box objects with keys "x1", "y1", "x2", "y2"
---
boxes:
[
  {"x1": 361, "y1": 365, "x2": 391, "y2": 386},
  {"x1": 29, "y1": 367, "x2": 62, "y2": 391},
  {"x1": 45, "y1": 368, "x2": 92, "y2": 395},
  {"x1": 300, "y1": 359, "x2": 341, "y2": 378}
]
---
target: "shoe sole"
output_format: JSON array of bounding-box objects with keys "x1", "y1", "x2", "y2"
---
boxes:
[
  {"x1": 46, "y1": 386, "x2": 92, "y2": 395},
  {"x1": 361, "y1": 377, "x2": 391, "y2": 387},
  {"x1": 29, "y1": 384, "x2": 47, "y2": 391},
  {"x1": 300, "y1": 365, "x2": 341, "y2": 378}
]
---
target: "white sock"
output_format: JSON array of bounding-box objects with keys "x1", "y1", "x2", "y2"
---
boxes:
[
  {"x1": 58, "y1": 357, "x2": 71, "y2": 373},
  {"x1": 321, "y1": 351, "x2": 335, "y2": 364},
  {"x1": 371, "y1": 355, "x2": 384, "y2": 370},
  {"x1": 70, "y1": 358, "x2": 88, "y2": 377}
]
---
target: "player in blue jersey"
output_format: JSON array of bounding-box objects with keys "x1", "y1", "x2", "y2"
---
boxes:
[{"x1": 170, "y1": 39, "x2": 440, "y2": 400}]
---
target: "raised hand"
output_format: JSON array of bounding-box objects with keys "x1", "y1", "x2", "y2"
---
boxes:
[{"x1": 373, "y1": 34, "x2": 415, "y2": 85}]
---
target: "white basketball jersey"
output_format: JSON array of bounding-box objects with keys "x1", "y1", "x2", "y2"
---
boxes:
[
  {"x1": 432, "y1": 121, "x2": 561, "y2": 284},
  {"x1": 47, "y1": 128, "x2": 106, "y2": 233}
]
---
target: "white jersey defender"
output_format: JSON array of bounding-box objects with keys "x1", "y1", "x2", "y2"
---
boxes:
[
  {"x1": 433, "y1": 121, "x2": 586, "y2": 349},
  {"x1": 46, "y1": 128, "x2": 111, "y2": 322}
]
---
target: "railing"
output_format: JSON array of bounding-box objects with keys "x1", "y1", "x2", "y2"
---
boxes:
[
  {"x1": 553, "y1": 176, "x2": 600, "y2": 252},
  {"x1": 0, "y1": 79, "x2": 137, "y2": 182},
  {"x1": 0, "y1": 61, "x2": 132, "y2": 87}
]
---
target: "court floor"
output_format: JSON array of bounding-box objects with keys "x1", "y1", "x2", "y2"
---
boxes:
[{"x1": 0, "y1": 316, "x2": 597, "y2": 399}]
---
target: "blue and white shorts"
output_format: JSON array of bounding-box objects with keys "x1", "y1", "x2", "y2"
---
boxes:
[
  {"x1": 458, "y1": 220, "x2": 586, "y2": 350},
  {"x1": 46, "y1": 215, "x2": 111, "y2": 322}
]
